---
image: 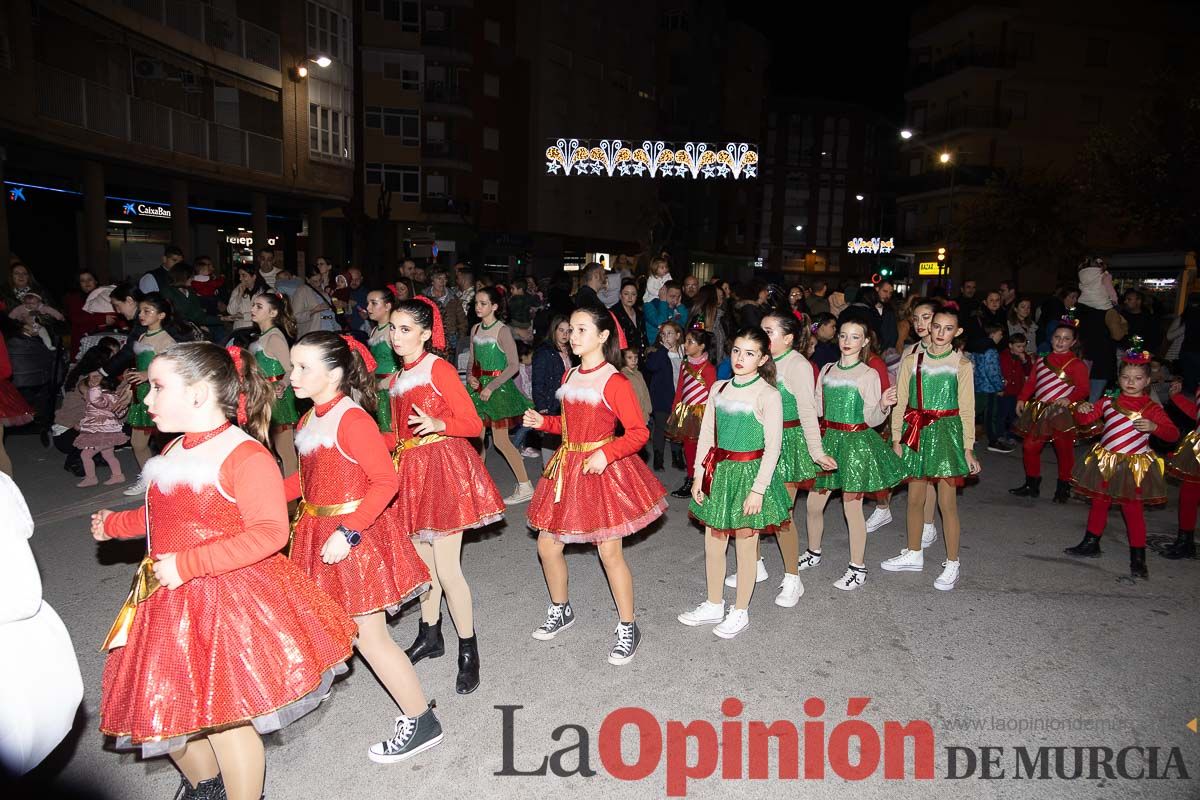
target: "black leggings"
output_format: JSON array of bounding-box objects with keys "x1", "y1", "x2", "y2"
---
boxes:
[{"x1": 652, "y1": 410, "x2": 668, "y2": 454}]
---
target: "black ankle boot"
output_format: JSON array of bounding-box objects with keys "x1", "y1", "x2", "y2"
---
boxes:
[
  {"x1": 1009, "y1": 476, "x2": 1041, "y2": 498},
  {"x1": 1130, "y1": 546, "x2": 1149, "y2": 579},
  {"x1": 1163, "y1": 530, "x2": 1196, "y2": 560},
  {"x1": 1052, "y1": 479, "x2": 1072, "y2": 504},
  {"x1": 404, "y1": 618, "x2": 445, "y2": 664},
  {"x1": 671, "y1": 477, "x2": 693, "y2": 498},
  {"x1": 671, "y1": 450, "x2": 686, "y2": 470},
  {"x1": 455, "y1": 635, "x2": 480, "y2": 695},
  {"x1": 1064, "y1": 532, "x2": 1103, "y2": 557},
  {"x1": 653, "y1": 450, "x2": 664, "y2": 472},
  {"x1": 175, "y1": 774, "x2": 227, "y2": 800}
]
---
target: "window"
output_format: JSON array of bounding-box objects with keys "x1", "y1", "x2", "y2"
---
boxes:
[
  {"x1": 1002, "y1": 89, "x2": 1028, "y2": 120},
  {"x1": 483, "y1": 127, "x2": 499, "y2": 150},
  {"x1": 365, "y1": 106, "x2": 419, "y2": 145},
  {"x1": 1011, "y1": 31, "x2": 1033, "y2": 60},
  {"x1": 664, "y1": 10, "x2": 688, "y2": 31},
  {"x1": 310, "y1": 103, "x2": 352, "y2": 160},
  {"x1": 483, "y1": 73, "x2": 500, "y2": 97},
  {"x1": 426, "y1": 120, "x2": 446, "y2": 143},
  {"x1": 1080, "y1": 95, "x2": 1102, "y2": 124},
  {"x1": 382, "y1": 58, "x2": 422, "y2": 91},
  {"x1": 366, "y1": 164, "x2": 420, "y2": 202},
  {"x1": 1086, "y1": 37, "x2": 1109, "y2": 67},
  {"x1": 482, "y1": 179, "x2": 499, "y2": 203},
  {"x1": 424, "y1": 9, "x2": 446, "y2": 31},
  {"x1": 307, "y1": 2, "x2": 349, "y2": 64},
  {"x1": 426, "y1": 174, "x2": 447, "y2": 197},
  {"x1": 484, "y1": 19, "x2": 501, "y2": 44},
  {"x1": 383, "y1": 0, "x2": 420, "y2": 32}
]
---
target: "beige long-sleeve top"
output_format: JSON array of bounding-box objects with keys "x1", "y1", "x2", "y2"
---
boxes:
[
  {"x1": 622, "y1": 366, "x2": 653, "y2": 422},
  {"x1": 775, "y1": 349, "x2": 826, "y2": 461},
  {"x1": 890, "y1": 348, "x2": 976, "y2": 451},
  {"x1": 694, "y1": 377, "x2": 783, "y2": 495},
  {"x1": 814, "y1": 360, "x2": 891, "y2": 428},
  {"x1": 466, "y1": 322, "x2": 520, "y2": 389}
]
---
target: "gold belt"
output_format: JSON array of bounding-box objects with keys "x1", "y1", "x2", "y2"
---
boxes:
[
  {"x1": 542, "y1": 436, "x2": 615, "y2": 503},
  {"x1": 101, "y1": 556, "x2": 160, "y2": 652},
  {"x1": 392, "y1": 433, "x2": 450, "y2": 467},
  {"x1": 298, "y1": 498, "x2": 363, "y2": 517}
]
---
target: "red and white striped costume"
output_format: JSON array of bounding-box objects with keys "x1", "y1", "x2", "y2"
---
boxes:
[
  {"x1": 666, "y1": 357, "x2": 716, "y2": 478},
  {"x1": 1168, "y1": 390, "x2": 1200, "y2": 533},
  {"x1": 1014, "y1": 351, "x2": 1090, "y2": 481}
]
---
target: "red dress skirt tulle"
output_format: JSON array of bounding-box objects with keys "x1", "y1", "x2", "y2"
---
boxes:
[
  {"x1": 527, "y1": 452, "x2": 667, "y2": 543},
  {"x1": 392, "y1": 438, "x2": 506, "y2": 540},
  {"x1": 100, "y1": 554, "x2": 355, "y2": 754},
  {"x1": 0, "y1": 380, "x2": 33, "y2": 426},
  {"x1": 290, "y1": 510, "x2": 430, "y2": 616}
]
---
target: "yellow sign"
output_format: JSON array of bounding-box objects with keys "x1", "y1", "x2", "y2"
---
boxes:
[{"x1": 919, "y1": 261, "x2": 943, "y2": 276}]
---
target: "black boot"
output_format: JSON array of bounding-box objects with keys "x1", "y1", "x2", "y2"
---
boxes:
[
  {"x1": 671, "y1": 477, "x2": 693, "y2": 498},
  {"x1": 671, "y1": 450, "x2": 686, "y2": 470},
  {"x1": 174, "y1": 774, "x2": 227, "y2": 800},
  {"x1": 404, "y1": 618, "x2": 445, "y2": 664},
  {"x1": 1163, "y1": 530, "x2": 1196, "y2": 560},
  {"x1": 1009, "y1": 476, "x2": 1041, "y2": 498},
  {"x1": 653, "y1": 450, "x2": 664, "y2": 472},
  {"x1": 1064, "y1": 532, "x2": 1103, "y2": 558},
  {"x1": 1052, "y1": 479, "x2": 1072, "y2": 504},
  {"x1": 1130, "y1": 546, "x2": 1149, "y2": 579},
  {"x1": 455, "y1": 635, "x2": 480, "y2": 695}
]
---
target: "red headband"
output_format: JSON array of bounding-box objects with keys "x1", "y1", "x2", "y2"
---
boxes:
[
  {"x1": 608, "y1": 310, "x2": 629, "y2": 351},
  {"x1": 342, "y1": 335, "x2": 377, "y2": 372},
  {"x1": 225, "y1": 345, "x2": 249, "y2": 426},
  {"x1": 411, "y1": 295, "x2": 446, "y2": 351}
]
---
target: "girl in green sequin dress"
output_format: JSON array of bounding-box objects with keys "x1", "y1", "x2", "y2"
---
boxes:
[
  {"x1": 467, "y1": 287, "x2": 535, "y2": 505},
  {"x1": 805, "y1": 319, "x2": 902, "y2": 592},
  {"x1": 366, "y1": 287, "x2": 401, "y2": 449},
  {"x1": 881, "y1": 305, "x2": 980, "y2": 591},
  {"x1": 680, "y1": 329, "x2": 793, "y2": 639},
  {"x1": 126, "y1": 294, "x2": 177, "y2": 476},
  {"x1": 250, "y1": 292, "x2": 299, "y2": 477}
]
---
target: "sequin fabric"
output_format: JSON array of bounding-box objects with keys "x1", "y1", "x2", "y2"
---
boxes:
[
  {"x1": 369, "y1": 327, "x2": 399, "y2": 448},
  {"x1": 99, "y1": 429, "x2": 356, "y2": 753}
]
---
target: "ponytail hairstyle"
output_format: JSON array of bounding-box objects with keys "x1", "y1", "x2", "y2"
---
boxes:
[
  {"x1": 294, "y1": 331, "x2": 378, "y2": 415},
  {"x1": 138, "y1": 291, "x2": 199, "y2": 341},
  {"x1": 684, "y1": 327, "x2": 716, "y2": 365},
  {"x1": 254, "y1": 291, "x2": 297, "y2": 341},
  {"x1": 138, "y1": 291, "x2": 174, "y2": 328},
  {"x1": 569, "y1": 305, "x2": 623, "y2": 368},
  {"x1": 394, "y1": 297, "x2": 449, "y2": 359},
  {"x1": 109, "y1": 282, "x2": 143, "y2": 306},
  {"x1": 475, "y1": 285, "x2": 506, "y2": 319},
  {"x1": 731, "y1": 326, "x2": 777, "y2": 387},
  {"x1": 762, "y1": 310, "x2": 811, "y2": 355},
  {"x1": 157, "y1": 342, "x2": 273, "y2": 442},
  {"x1": 761, "y1": 283, "x2": 793, "y2": 318}
]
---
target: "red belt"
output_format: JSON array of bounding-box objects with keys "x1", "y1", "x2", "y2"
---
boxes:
[
  {"x1": 782, "y1": 419, "x2": 802, "y2": 429},
  {"x1": 471, "y1": 364, "x2": 503, "y2": 378},
  {"x1": 822, "y1": 420, "x2": 869, "y2": 432},
  {"x1": 701, "y1": 447, "x2": 764, "y2": 496},
  {"x1": 901, "y1": 407, "x2": 959, "y2": 451}
]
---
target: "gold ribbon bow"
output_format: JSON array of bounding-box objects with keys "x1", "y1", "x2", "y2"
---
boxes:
[
  {"x1": 542, "y1": 436, "x2": 615, "y2": 503},
  {"x1": 101, "y1": 556, "x2": 160, "y2": 652}
]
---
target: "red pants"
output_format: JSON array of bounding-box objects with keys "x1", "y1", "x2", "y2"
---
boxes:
[
  {"x1": 683, "y1": 437, "x2": 698, "y2": 479},
  {"x1": 1086, "y1": 496, "x2": 1146, "y2": 547},
  {"x1": 1180, "y1": 481, "x2": 1200, "y2": 532},
  {"x1": 1022, "y1": 434, "x2": 1075, "y2": 481}
]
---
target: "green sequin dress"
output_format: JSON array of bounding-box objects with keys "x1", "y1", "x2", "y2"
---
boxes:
[
  {"x1": 252, "y1": 330, "x2": 298, "y2": 426},
  {"x1": 813, "y1": 367, "x2": 904, "y2": 496},
  {"x1": 368, "y1": 325, "x2": 398, "y2": 434},
  {"x1": 125, "y1": 337, "x2": 164, "y2": 429},
  {"x1": 469, "y1": 330, "x2": 532, "y2": 426},
  {"x1": 689, "y1": 383, "x2": 792, "y2": 534},
  {"x1": 775, "y1": 351, "x2": 820, "y2": 486},
  {"x1": 897, "y1": 351, "x2": 969, "y2": 481}
]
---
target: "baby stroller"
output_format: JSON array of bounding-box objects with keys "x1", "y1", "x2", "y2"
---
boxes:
[{"x1": 9, "y1": 331, "x2": 65, "y2": 446}]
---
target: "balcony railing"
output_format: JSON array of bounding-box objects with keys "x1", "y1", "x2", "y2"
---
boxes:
[
  {"x1": 421, "y1": 140, "x2": 470, "y2": 161},
  {"x1": 423, "y1": 83, "x2": 468, "y2": 105},
  {"x1": 422, "y1": 196, "x2": 471, "y2": 215},
  {"x1": 421, "y1": 28, "x2": 471, "y2": 52},
  {"x1": 908, "y1": 50, "x2": 1015, "y2": 88},
  {"x1": 37, "y1": 64, "x2": 282, "y2": 175},
  {"x1": 121, "y1": 0, "x2": 281, "y2": 71},
  {"x1": 921, "y1": 105, "x2": 1012, "y2": 136}
]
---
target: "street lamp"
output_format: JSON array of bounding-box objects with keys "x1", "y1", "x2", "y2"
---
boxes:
[
  {"x1": 311, "y1": 55, "x2": 333, "y2": 68},
  {"x1": 855, "y1": 194, "x2": 864, "y2": 201},
  {"x1": 794, "y1": 224, "x2": 803, "y2": 231},
  {"x1": 900, "y1": 129, "x2": 914, "y2": 140},
  {"x1": 939, "y1": 151, "x2": 952, "y2": 164}
]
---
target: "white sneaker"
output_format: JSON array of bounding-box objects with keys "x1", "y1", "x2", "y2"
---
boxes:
[
  {"x1": 921, "y1": 523, "x2": 938, "y2": 548},
  {"x1": 880, "y1": 549, "x2": 925, "y2": 572},
  {"x1": 503, "y1": 481, "x2": 535, "y2": 506},
  {"x1": 865, "y1": 506, "x2": 893, "y2": 533},
  {"x1": 723, "y1": 557, "x2": 768, "y2": 588},
  {"x1": 934, "y1": 560, "x2": 960, "y2": 591},
  {"x1": 775, "y1": 574, "x2": 804, "y2": 607},
  {"x1": 678, "y1": 600, "x2": 726, "y2": 627},
  {"x1": 832, "y1": 565, "x2": 867, "y2": 591},
  {"x1": 713, "y1": 608, "x2": 749, "y2": 639},
  {"x1": 122, "y1": 476, "x2": 148, "y2": 497},
  {"x1": 797, "y1": 549, "x2": 823, "y2": 571}
]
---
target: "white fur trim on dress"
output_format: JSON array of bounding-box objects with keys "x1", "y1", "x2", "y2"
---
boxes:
[
  {"x1": 556, "y1": 384, "x2": 604, "y2": 405},
  {"x1": 713, "y1": 392, "x2": 754, "y2": 415},
  {"x1": 911, "y1": 360, "x2": 960, "y2": 376},
  {"x1": 133, "y1": 341, "x2": 156, "y2": 355},
  {"x1": 472, "y1": 335, "x2": 500, "y2": 347},
  {"x1": 248, "y1": 340, "x2": 264, "y2": 353},
  {"x1": 294, "y1": 424, "x2": 337, "y2": 455},
  {"x1": 142, "y1": 453, "x2": 221, "y2": 494},
  {"x1": 821, "y1": 377, "x2": 861, "y2": 389},
  {"x1": 389, "y1": 367, "x2": 433, "y2": 397}
]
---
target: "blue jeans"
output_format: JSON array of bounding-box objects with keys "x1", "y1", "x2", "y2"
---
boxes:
[
  {"x1": 512, "y1": 425, "x2": 531, "y2": 450},
  {"x1": 1089, "y1": 379, "x2": 1107, "y2": 402}
]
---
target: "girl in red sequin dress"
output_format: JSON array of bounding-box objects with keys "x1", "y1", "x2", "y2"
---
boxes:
[
  {"x1": 388, "y1": 298, "x2": 505, "y2": 696},
  {"x1": 285, "y1": 331, "x2": 445, "y2": 764},
  {"x1": 524, "y1": 307, "x2": 668, "y2": 666},
  {"x1": 90, "y1": 342, "x2": 356, "y2": 800}
]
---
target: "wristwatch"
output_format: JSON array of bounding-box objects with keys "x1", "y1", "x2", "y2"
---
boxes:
[{"x1": 337, "y1": 524, "x2": 362, "y2": 547}]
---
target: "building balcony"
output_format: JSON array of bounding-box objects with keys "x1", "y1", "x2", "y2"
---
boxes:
[
  {"x1": 918, "y1": 105, "x2": 1012, "y2": 138},
  {"x1": 907, "y1": 50, "x2": 1015, "y2": 90},
  {"x1": 423, "y1": 84, "x2": 473, "y2": 118},
  {"x1": 120, "y1": 0, "x2": 280, "y2": 71},
  {"x1": 421, "y1": 141, "x2": 473, "y2": 171},
  {"x1": 37, "y1": 64, "x2": 282, "y2": 175},
  {"x1": 420, "y1": 28, "x2": 472, "y2": 53},
  {"x1": 422, "y1": 196, "x2": 472, "y2": 217},
  {"x1": 893, "y1": 164, "x2": 995, "y2": 198}
]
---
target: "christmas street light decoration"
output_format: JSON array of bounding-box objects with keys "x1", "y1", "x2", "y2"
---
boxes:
[{"x1": 545, "y1": 139, "x2": 758, "y2": 180}]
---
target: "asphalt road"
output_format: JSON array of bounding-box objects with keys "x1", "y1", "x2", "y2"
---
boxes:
[{"x1": 7, "y1": 432, "x2": 1200, "y2": 799}]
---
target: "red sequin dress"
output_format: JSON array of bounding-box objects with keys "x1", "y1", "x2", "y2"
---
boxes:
[
  {"x1": 389, "y1": 352, "x2": 505, "y2": 540},
  {"x1": 287, "y1": 395, "x2": 430, "y2": 614},
  {"x1": 527, "y1": 363, "x2": 668, "y2": 542},
  {"x1": 0, "y1": 336, "x2": 33, "y2": 426},
  {"x1": 99, "y1": 426, "x2": 356, "y2": 756}
]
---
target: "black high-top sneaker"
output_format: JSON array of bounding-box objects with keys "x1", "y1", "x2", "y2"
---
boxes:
[
  {"x1": 368, "y1": 704, "x2": 445, "y2": 763},
  {"x1": 1163, "y1": 530, "x2": 1196, "y2": 560},
  {"x1": 404, "y1": 617, "x2": 445, "y2": 663},
  {"x1": 531, "y1": 601, "x2": 575, "y2": 640},
  {"x1": 1052, "y1": 479, "x2": 1072, "y2": 504},
  {"x1": 671, "y1": 477, "x2": 693, "y2": 498},
  {"x1": 608, "y1": 621, "x2": 641, "y2": 666},
  {"x1": 1064, "y1": 532, "x2": 1103, "y2": 557},
  {"x1": 173, "y1": 775, "x2": 227, "y2": 800},
  {"x1": 1009, "y1": 476, "x2": 1041, "y2": 498},
  {"x1": 1130, "y1": 546, "x2": 1149, "y2": 579}
]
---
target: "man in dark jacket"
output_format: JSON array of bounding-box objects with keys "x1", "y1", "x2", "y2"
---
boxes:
[
  {"x1": 966, "y1": 291, "x2": 1007, "y2": 353},
  {"x1": 1120, "y1": 289, "x2": 1157, "y2": 348},
  {"x1": 573, "y1": 262, "x2": 606, "y2": 309}
]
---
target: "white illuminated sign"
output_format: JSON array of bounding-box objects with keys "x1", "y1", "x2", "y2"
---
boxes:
[
  {"x1": 847, "y1": 237, "x2": 895, "y2": 254},
  {"x1": 226, "y1": 234, "x2": 278, "y2": 247},
  {"x1": 545, "y1": 139, "x2": 758, "y2": 180}
]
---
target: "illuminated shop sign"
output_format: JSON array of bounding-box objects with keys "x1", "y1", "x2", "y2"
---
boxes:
[{"x1": 123, "y1": 202, "x2": 172, "y2": 219}]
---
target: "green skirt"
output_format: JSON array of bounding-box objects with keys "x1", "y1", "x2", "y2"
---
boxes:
[
  {"x1": 271, "y1": 386, "x2": 299, "y2": 426},
  {"x1": 899, "y1": 416, "x2": 968, "y2": 480},
  {"x1": 777, "y1": 424, "x2": 819, "y2": 486},
  {"x1": 814, "y1": 427, "x2": 904, "y2": 496},
  {"x1": 127, "y1": 383, "x2": 152, "y2": 429},
  {"x1": 375, "y1": 388, "x2": 393, "y2": 433},
  {"x1": 470, "y1": 376, "x2": 532, "y2": 425},
  {"x1": 689, "y1": 459, "x2": 792, "y2": 535}
]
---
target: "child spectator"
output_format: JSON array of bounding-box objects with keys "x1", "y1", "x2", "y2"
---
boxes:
[
  {"x1": 998, "y1": 331, "x2": 1032, "y2": 448},
  {"x1": 975, "y1": 323, "x2": 1008, "y2": 453},
  {"x1": 9, "y1": 292, "x2": 63, "y2": 349}
]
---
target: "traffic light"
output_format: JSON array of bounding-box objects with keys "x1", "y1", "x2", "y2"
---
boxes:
[
  {"x1": 880, "y1": 267, "x2": 892, "y2": 277},
  {"x1": 937, "y1": 247, "x2": 946, "y2": 262}
]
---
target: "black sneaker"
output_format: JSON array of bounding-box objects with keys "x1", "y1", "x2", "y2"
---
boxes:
[
  {"x1": 368, "y1": 705, "x2": 445, "y2": 763},
  {"x1": 531, "y1": 602, "x2": 575, "y2": 640},
  {"x1": 173, "y1": 775, "x2": 227, "y2": 800},
  {"x1": 608, "y1": 621, "x2": 640, "y2": 666},
  {"x1": 987, "y1": 440, "x2": 1014, "y2": 454}
]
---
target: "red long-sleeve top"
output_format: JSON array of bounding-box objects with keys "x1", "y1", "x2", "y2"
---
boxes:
[
  {"x1": 1073, "y1": 393, "x2": 1179, "y2": 444},
  {"x1": 867, "y1": 353, "x2": 891, "y2": 392},
  {"x1": 425, "y1": 357, "x2": 484, "y2": 438},
  {"x1": 538, "y1": 372, "x2": 650, "y2": 463},
  {"x1": 1000, "y1": 350, "x2": 1032, "y2": 397},
  {"x1": 1018, "y1": 351, "x2": 1090, "y2": 403},
  {"x1": 284, "y1": 403, "x2": 399, "y2": 532},
  {"x1": 103, "y1": 441, "x2": 290, "y2": 582},
  {"x1": 671, "y1": 358, "x2": 717, "y2": 406},
  {"x1": 1172, "y1": 391, "x2": 1199, "y2": 423}
]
